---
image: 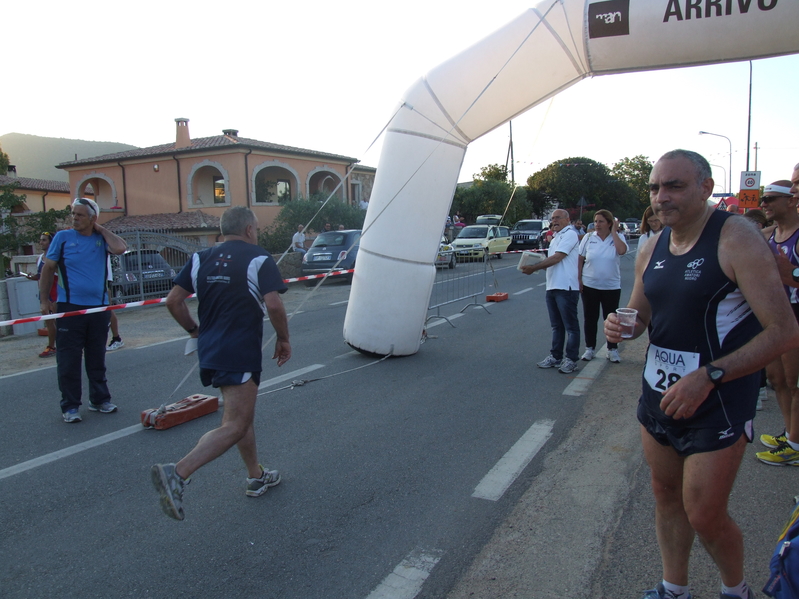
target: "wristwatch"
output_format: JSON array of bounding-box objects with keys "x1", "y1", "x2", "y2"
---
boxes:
[
  {"x1": 186, "y1": 324, "x2": 198, "y2": 335},
  {"x1": 792, "y1": 267, "x2": 799, "y2": 283},
  {"x1": 705, "y1": 364, "x2": 725, "y2": 388}
]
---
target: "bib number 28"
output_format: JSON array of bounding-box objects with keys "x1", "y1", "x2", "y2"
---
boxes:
[
  {"x1": 654, "y1": 369, "x2": 681, "y2": 391},
  {"x1": 645, "y1": 344, "x2": 700, "y2": 392}
]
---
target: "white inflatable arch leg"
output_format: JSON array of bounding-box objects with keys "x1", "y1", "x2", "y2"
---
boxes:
[{"x1": 344, "y1": 0, "x2": 799, "y2": 356}]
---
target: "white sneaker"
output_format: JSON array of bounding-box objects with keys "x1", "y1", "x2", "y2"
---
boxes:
[
  {"x1": 537, "y1": 355, "x2": 562, "y2": 369},
  {"x1": 558, "y1": 357, "x2": 577, "y2": 374},
  {"x1": 581, "y1": 348, "x2": 595, "y2": 361},
  {"x1": 607, "y1": 348, "x2": 620, "y2": 363},
  {"x1": 107, "y1": 338, "x2": 124, "y2": 351}
]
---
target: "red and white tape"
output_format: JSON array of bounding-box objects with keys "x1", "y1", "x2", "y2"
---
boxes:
[{"x1": 0, "y1": 269, "x2": 355, "y2": 328}]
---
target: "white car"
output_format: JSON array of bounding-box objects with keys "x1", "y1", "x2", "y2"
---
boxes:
[
  {"x1": 435, "y1": 237, "x2": 456, "y2": 269},
  {"x1": 451, "y1": 225, "x2": 512, "y2": 261}
]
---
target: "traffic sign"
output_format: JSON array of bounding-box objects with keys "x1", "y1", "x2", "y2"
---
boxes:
[{"x1": 740, "y1": 171, "x2": 761, "y2": 191}]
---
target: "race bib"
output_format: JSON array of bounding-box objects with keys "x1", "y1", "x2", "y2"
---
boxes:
[{"x1": 644, "y1": 344, "x2": 700, "y2": 393}]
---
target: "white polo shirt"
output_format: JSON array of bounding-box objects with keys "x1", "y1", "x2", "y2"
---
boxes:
[
  {"x1": 578, "y1": 231, "x2": 628, "y2": 290},
  {"x1": 546, "y1": 225, "x2": 580, "y2": 291}
]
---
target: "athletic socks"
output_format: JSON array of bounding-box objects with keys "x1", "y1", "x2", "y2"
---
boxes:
[
  {"x1": 662, "y1": 580, "x2": 691, "y2": 598},
  {"x1": 721, "y1": 580, "x2": 750, "y2": 598}
]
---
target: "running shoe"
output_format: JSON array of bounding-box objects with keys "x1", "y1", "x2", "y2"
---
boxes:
[
  {"x1": 62, "y1": 409, "x2": 81, "y2": 423},
  {"x1": 608, "y1": 348, "x2": 621, "y2": 363},
  {"x1": 107, "y1": 338, "x2": 124, "y2": 351},
  {"x1": 761, "y1": 431, "x2": 788, "y2": 449},
  {"x1": 720, "y1": 585, "x2": 753, "y2": 598},
  {"x1": 88, "y1": 402, "x2": 118, "y2": 414},
  {"x1": 641, "y1": 582, "x2": 692, "y2": 599},
  {"x1": 151, "y1": 463, "x2": 187, "y2": 520},
  {"x1": 246, "y1": 466, "x2": 281, "y2": 497},
  {"x1": 39, "y1": 346, "x2": 56, "y2": 358},
  {"x1": 756, "y1": 443, "x2": 799, "y2": 466},
  {"x1": 537, "y1": 355, "x2": 562, "y2": 369},
  {"x1": 581, "y1": 348, "x2": 595, "y2": 361},
  {"x1": 558, "y1": 357, "x2": 578, "y2": 374}
]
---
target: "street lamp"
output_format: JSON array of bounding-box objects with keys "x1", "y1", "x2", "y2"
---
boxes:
[{"x1": 699, "y1": 131, "x2": 732, "y2": 195}]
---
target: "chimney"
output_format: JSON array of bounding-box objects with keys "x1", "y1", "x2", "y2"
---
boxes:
[
  {"x1": 7, "y1": 165, "x2": 17, "y2": 177},
  {"x1": 175, "y1": 118, "x2": 191, "y2": 149},
  {"x1": 223, "y1": 129, "x2": 238, "y2": 138}
]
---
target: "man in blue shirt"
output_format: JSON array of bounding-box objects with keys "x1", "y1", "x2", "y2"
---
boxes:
[
  {"x1": 152, "y1": 206, "x2": 291, "y2": 521},
  {"x1": 39, "y1": 198, "x2": 127, "y2": 423}
]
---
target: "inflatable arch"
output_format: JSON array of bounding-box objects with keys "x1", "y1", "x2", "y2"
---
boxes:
[{"x1": 343, "y1": 0, "x2": 799, "y2": 357}]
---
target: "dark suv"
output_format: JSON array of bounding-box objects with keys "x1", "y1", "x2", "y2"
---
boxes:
[
  {"x1": 110, "y1": 249, "x2": 177, "y2": 301},
  {"x1": 509, "y1": 219, "x2": 549, "y2": 250}
]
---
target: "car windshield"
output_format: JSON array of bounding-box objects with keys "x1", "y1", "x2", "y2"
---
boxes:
[
  {"x1": 457, "y1": 225, "x2": 489, "y2": 239},
  {"x1": 312, "y1": 233, "x2": 346, "y2": 247},
  {"x1": 123, "y1": 252, "x2": 169, "y2": 271},
  {"x1": 513, "y1": 221, "x2": 542, "y2": 231}
]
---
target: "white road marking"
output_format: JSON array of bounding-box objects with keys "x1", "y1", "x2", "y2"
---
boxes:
[
  {"x1": 0, "y1": 365, "x2": 56, "y2": 380},
  {"x1": 472, "y1": 419, "x2": 554, "y2": 501},
  {"x1": 537, "y1": 281, "x2": 546, "y2": 286},
  {"x1": 0, "y1": 365, "x2": 328, "y2": 482},
  {"x1": 426, "y1": 313, "x2": 464, "y2": 328},
  {"x1": 258, "y1": 364, "x2": 326, "y2": 389},
  {"x1": 562, "y1": 348, "x2": 609, "y2": 397},
  {"x1": 365, "y1": 548, "x2": 444, "y2": 599},
  {"x1": 335, "y1": 350, "x2": 361, "y2": 359},
  {"x1": 330, "y1": 300, "x2": 349, "y2": 306},
  {"x1": 0, "y1": 424, "x2": 142, "y2": 481},
  {"x1": 513, "y1": 287, "x2": 534, "y2": 295},
  {"x1": 133, "y1": 337, "x2": 183, "y2": 350}
]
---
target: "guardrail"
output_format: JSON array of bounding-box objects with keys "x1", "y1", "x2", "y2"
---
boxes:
[{"x1": 427, "y1": 248, "x2": 490, "y2": 326}]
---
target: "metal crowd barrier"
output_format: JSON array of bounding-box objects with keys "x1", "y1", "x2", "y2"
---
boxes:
[{"x1": 427, "y1": 247, "x2": 490, "y2": 327}]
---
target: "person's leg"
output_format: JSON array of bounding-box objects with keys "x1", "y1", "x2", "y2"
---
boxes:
[
  {"x1": 545, "y1": 290, "x2": 565, "y2": 360},
  {"x1": 767, "y1": 357, "x2": 791, "y2": 436},
  {"x1": 175, "y1": 380, "x2": 258, "y2": 479},
  {"x1": 601, "y1": 289, "x2": 622, "y2": 349},
  {"x1": 780, "y1": 348, "x2": 799, "y2": 445},
  {"x1": 235, "y1": 422, "x2": 263, "y2": 479},
  {"x1": 581, "y1": 286, "x2": 600, "y2": 350},
  {"x1": 85, "y1": 311, "x2": 112, "y2": 406},
  {"x1": 57, "y1": 306, "x2": 87, "y2": 412},
  {"x1": 109, "y1": 311, "x2": 120, "y2": 338},
  {"x1": 682, "y1": 435, "x2": 748, "y2": 586},
  {"x1": 641, "y1": 426, "x2": 694, "y2": 585},
  {"x1": 46, "y1": 300, "x2": 57, "y2": 349},
  {"x1": 559, "y1": 290, "x2": 581, "y2": 363}
]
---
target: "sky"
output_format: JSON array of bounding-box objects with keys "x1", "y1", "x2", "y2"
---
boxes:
[{"x1": 4, "y1": 0, "x2": 798, "y2": 195}]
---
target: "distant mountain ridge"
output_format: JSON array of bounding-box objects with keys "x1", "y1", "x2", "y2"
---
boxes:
[{"x1": 0, "y1": 132, "x2": 138, "y2": 182}]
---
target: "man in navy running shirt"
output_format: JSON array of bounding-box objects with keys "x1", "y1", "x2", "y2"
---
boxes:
[
  {"x1": 605, "y1": 150, "x2": 799, "y2": 599},
  {"x1": 152, "y1": 206, "x2": 291, "y2": 521}
]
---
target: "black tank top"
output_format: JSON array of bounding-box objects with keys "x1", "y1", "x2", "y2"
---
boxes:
[{"x1": 641, "y1": 210, "x2": 761, "y2": 428}]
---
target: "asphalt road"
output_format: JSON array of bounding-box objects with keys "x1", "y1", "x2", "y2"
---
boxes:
[
  {"x1": 3, "y1": 244, "x2": 794, "y2": 599},
  {"x1": 1, "y1": 252, "x2": 623, "y2": 599}
]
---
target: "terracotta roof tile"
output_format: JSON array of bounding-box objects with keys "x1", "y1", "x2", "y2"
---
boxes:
[
  {"x1": 0, "y1": 175, "x2": 70, "y2": 193},
  {"x1": 103, "y1": 211, "x2": 221, "y2": 232},
  {"x1": 56, "y1": 135, "x2": 358, "y2": 168}
]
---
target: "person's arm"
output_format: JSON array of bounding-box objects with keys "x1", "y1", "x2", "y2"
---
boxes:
[
  {"x1": 611, "y1": 219, "x2": 627, "y2": 255},
  {"x1": 39, "y1": 258, "x2": 58, "y2": 314},
  {"x1": 165, "y1": 284, "x2": 198, "y2": 338},
  {"x1": 520, "y1": 251, "x2": 567, "y2": 275},
  {"x1": 659, "y1": 218, "x2": 799, "y2": 419},
  {"x1": 578, "y1": 254, "x2": 585, "y2": 293},
  {"x1": 264, "y1": 291, "x2": 291, "y2": 367},
  {"x1": 604, "y1": 236, "x2": 654, "y2": 344},
  {"x1": 773, "y1": 249, "x2": 799, "y2": 288},
  {"x1": 93, "y1": 222, "x2": 127, "y2": 255}
]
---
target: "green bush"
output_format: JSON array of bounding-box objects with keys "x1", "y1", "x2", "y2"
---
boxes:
[{"x1": 258, "y1": 194, "x2": 366, "y2": 254}]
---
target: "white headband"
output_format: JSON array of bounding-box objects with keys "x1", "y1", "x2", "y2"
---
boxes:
[
  {"x1": 72, "y1": 198, "x2": 99, "y2": 217},
  {"x1": 763, "y1": 184, "x2": 792, "y2": 195}
]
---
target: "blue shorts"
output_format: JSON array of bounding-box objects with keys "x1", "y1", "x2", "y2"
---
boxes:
[
  {"x1": 200, "y1": 369, "x2": 261, "y2": 389},
  {"x1": 637, "y1": 401, "x2": 753, "y2": 457}
]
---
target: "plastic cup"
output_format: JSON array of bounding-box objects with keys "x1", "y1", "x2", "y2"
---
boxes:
[{"x1": 616, "y1": 308, "x2": 638, "y2": 339}]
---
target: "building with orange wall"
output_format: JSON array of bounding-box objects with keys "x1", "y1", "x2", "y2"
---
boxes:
[{"x1": 56, "y1": 118, "x2": 375, "y2": 230}]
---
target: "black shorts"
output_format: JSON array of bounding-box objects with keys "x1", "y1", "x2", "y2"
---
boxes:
[
  {"x1": 200, "y1": 369, "x2": 261, "y2": 389},
  {"x1": 637, "y1": 402, "x2": 753, "y2": 457},
  {"x1": 793, "y1": 302, "x2": 799, "y2": 324}
]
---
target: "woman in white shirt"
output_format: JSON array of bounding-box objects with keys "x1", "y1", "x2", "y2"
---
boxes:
[
  {"x1": 578, "y1": 209, "x2": 628, "y2": 363},
  {"x1": 636, "y1": 206, "x2": 662, "y2": 255}
]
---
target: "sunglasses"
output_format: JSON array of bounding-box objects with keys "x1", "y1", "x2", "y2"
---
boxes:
[{"x1": 761, "y1": 195, "x2": 792, "y2": 204}]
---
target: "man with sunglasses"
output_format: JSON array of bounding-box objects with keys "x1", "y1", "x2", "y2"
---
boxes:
[
  {"x1": 39, "y1": 198, "x2": 127, "y2": 423},
  {"x1": 756, "y1": 176, "x2": 799, "y2": 465}
]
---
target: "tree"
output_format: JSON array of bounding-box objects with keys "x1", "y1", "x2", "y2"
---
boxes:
[
  {"x1": 474, "y1": 163, "x2": 508, "y2": 182},
  {"x1": 0, "y1": 181, "x2": 71, "y2": 260},
  {"x1": 0, "y1": 143, "x2": 9, "y2": 176},
  {"x1": 527, "y1": 157, "x2": 639, "y2": 219},
  {"x1": 258, "y1": 194, "x2": 366, "y2": 254},
  {"x1": 611, "y1": 155, "x2": 653, "y2": 212}
]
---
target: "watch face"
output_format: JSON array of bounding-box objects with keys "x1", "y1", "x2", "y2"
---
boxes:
[{"x1": 710, "y1": 370, "x2": 723, "y2": 382}]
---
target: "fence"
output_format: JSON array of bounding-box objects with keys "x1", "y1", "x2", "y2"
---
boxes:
[
  {"x1": 110, "y1": 230, "x2": 208, "y2": 304},
  {"x1": 427, "y1": 248, "x2": 490, "y2": 326}
]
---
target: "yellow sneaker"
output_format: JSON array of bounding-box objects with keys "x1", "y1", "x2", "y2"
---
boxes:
[
  {"x1": 756, "y1": 443, "x2": 799, "y2": 466},
  {"x1": 760, "y1": 432, "x2": 787, "y2": 449}
]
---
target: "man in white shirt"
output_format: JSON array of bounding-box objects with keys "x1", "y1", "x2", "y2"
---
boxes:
[
  {"x1": 521, "y1": 208, "x2": 581, "y2": 374},
  {"x1": 291, "y1": 224, "x2": 306, "y2": 255}
]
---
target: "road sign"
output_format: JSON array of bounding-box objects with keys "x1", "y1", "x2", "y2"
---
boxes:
[
  {"x1": 740, "y1": 171, "x2": 761, "y2": 191},
  {"x1": 739, "y1": 189, "x2": 760, "y2": 209}
]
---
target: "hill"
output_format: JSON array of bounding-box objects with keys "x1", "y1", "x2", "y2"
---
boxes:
[{"x1": 0, "y1": 133, "x2": 138, "y2": 182}]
